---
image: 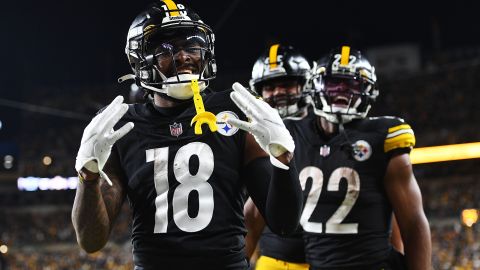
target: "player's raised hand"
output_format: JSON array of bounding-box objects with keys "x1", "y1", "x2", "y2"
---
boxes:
[
  {"x1": 75, "y1": 96, "x2": 134, "y2": 185},
  {"x1": 227, "y1": 82, "x2": 295, "y2": 170}
]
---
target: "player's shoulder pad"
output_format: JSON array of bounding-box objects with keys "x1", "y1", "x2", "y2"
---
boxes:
[{"x1": 368, "y1": 116, "x2": 415, "y2": 153}]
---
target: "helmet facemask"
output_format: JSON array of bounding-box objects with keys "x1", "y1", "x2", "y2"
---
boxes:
[
  {"x1": 312, "y1": 74, "x2": 373, "y2": 123},
  {"x1": 310, "y1": 47, "x2": 379, "y2": 124},
  {"x1": 138, "y1": 27, "x2": 215, "y2": 99},
  {"x1": 124, "y1": 2, "x2": 217, "y2": 100},
  {"x1": 259, "y1": 78, "x2": 306, "y2": 118}
]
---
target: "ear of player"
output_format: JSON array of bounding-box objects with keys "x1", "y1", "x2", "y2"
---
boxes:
[
  {"x1": 227, "y1": 82, "x2": 295, "y2": 170},
  {"x1": 75, "y1": 96, "x2": 134, "y2": 185}
]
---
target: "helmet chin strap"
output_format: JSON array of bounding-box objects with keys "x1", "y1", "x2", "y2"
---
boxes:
[{"x1": 336, "y1": 112, "x2": 358, "y2": 158}]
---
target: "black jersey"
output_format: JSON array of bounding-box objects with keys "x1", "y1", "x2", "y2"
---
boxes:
[
  {"x1": 259, "y1": 227, "x2": 305, "y2": 263},
  {"x1": 284, "y1": 111, "x2": 415, "y2": 269},
  {"x1": 113, "y1": 90, "x2": 249, "y2": 269},
  {"x1": 258, "y1": 114, "x2": 308, "y2": 264}
]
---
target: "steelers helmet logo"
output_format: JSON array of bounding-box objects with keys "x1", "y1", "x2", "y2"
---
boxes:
[
  {"x1": 352, "y1": 140, "x2": 372, "y2": 162},
  {"x1": 216, "y1": 111, "x2": 239, "y2": 136}
]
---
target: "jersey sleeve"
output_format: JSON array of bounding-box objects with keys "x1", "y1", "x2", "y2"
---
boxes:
[{"x1": 383, "y1": 118, "x2": 416, "y2": 154}]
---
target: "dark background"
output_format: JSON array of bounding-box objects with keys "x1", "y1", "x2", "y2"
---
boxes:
[
  {"x1": 0, "y1": 0, "x2": 479, "y2": 143},
  {"x1": 2, "y1": 0, "x2": 479, "y2": 89},
  {"x1": 0, "y1": 0, "x2": 480, "y2": 154}
]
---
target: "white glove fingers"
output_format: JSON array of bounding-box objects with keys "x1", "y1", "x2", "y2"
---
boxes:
[
  {"x1": 97, "y1": 103, "x2": 127, "y2": 135},
  {"x1": 226, "y1": 118, "x2": 253, "y2": 133},
  {"x1": 102, "y1": 103, "x2": 129, "y2": 133},
  {"x1": 230, "y1": 92, "x2": 261, "y2": 123},
  {"x1": 232, "y1": 82, "x2": 265, "y2": 113},
  {"x1": 230, "y1": 92, "x2": 253, "y2": 118},
  {"x1": 85, "y1": 96, "x2": 125, "y2": 132},
  {"x1": 104, "y1": 95, "x2": 125, "y2": 115},
  {"x1": 95, "y1": 95, "x2": 126, "y2": 124},
  {"x1": 107, "y1": 122, "x2": 134, "y2": 145}
]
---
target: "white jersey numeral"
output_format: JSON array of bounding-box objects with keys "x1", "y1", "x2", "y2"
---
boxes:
[
  {"x1": 299, "y1": 166, "x2": 360, "y2": 234},
  {"x1": 146, "y1": 142, "x2": 215, "y2": 233}
]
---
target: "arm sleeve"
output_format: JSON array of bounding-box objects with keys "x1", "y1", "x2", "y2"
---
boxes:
[{"x1": 243, "y1": 157, "x2": 303, "y2": 235}]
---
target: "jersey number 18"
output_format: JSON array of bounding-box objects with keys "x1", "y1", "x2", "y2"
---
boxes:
[{"x1": 146, "y1": 142, "x2": 214, "y2": 233}]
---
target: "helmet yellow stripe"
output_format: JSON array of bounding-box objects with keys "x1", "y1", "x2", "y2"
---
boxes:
[
  {"x1": 340, "y1": 46, "x2": 350, "y2": 66},
  {"x1": 162, "y1": 0, "x2": 180, "y2": 16},
  {"x1": 269, "y1": 44, "x2": 280, "y2": 70}
]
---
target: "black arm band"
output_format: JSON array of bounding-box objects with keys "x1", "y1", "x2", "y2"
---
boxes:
[{"x1": 243, "y1": 157, "x2": 303, "y2": 235}]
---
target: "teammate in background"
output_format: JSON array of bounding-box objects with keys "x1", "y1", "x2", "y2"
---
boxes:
[
  {"x1": 244, "y1": 44, "x2": 311, "y2": 270},
  {"x1": 71, "y1": 1, "x2": 303, "y2": 270},
  {"x1": 249, "y1": 44, "x2": 311, "y2": 119},
  {"x1": 284, "y1": 46, "x2": 431, "y2": 270}
]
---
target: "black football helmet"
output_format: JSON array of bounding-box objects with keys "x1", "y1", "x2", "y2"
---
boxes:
[
  {"x1": 310, "y1": 46, "x2": 378, "y2": 123},
  {"x1": 124, "y1": 0, "x2": 216, "y2": 96},
  {"x1": 250, "y1": 44, "x2": 311, "y2": 118}
]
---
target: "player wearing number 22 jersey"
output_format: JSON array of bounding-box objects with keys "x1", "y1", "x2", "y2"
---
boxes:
[
  {"x1": 289, "y1": 46, "x2": 431, "y2": 270},
  {"x1": 285, "y1": 112, "x2": 411, "y2": 269}
]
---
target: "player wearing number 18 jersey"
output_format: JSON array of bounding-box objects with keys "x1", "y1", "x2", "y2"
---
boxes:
[
  {"x1": 71, "y1": 2, "x2": 303, "y2": 270},
  {"x1": 284, "y1": 46, "x2": 431, "y2": 270},
  {"x1": 114, "y1": 89, "x2": 258, "y2": 268}
]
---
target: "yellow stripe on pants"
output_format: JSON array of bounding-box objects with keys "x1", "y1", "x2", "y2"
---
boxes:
[{"x1": 255, "y1": 255, "x2": 309, "y2": 270}]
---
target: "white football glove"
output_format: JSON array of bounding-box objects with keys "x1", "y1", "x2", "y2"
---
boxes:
[
  {"x1": 227, "y1": 82, "x2": 295, "y2": 170},
  {"x1": 75, "y1": 96, "x2": 134, "y2": 185}
]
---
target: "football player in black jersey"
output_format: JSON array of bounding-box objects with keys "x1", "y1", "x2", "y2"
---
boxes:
[
  {"x1": 243, "y1": 44, "x2": 311, "y2": 270},
  {"x1": 278, "y1": 46, "x2": 431, "y2": 270},
  {"x1": 71, "y1": 1, "x2": 303, "y2": 270}
]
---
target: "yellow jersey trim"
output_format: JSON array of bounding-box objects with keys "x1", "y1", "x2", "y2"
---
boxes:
[
  {"x1": 384, "y1": 133, "x2": 416, "y2": 153},
  {"x1": 388, "y1": 124, "x2": 411, "y2": 134}
]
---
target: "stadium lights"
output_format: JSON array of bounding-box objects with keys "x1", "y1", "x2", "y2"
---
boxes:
[
  {"x1": 411, "y1": 142, "x2": 480, "y2": 164},
  {"x1": 462, "y1": 209, "x2": 479, "y2": 227},
  {"x1": 13, "y1": 142, "x2": 480, "y2": 191},
  {"x1": 42, "y1": 155, "x2": 52, "y2": 166},
  {"x1": 0, "y1": 244, "x2": 7, "y2": 254}
]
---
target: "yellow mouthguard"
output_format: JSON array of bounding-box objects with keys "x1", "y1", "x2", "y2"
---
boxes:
[{"x1": 190, "y1": 79, "x2": 217, "y2": 135}]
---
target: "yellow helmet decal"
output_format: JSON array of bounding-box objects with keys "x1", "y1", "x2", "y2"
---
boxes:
[
  {"x1": 340, "y1": 46, "x2": 351, "y2": 67},
  {"x1": 162, "y1": 0, "x2": 180, "y2": 17},
  {"x1": 269, "y1": 44, "x2": 280, "y2": 70}
]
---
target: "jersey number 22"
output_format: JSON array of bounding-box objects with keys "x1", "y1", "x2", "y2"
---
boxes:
[{"x1": 299, "y1": 166, "x2": 360, "y2": 234}]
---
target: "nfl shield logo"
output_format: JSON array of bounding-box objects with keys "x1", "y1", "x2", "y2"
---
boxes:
[{"x1": 169, "y1": 122, "x2": 183, "y2": 137}]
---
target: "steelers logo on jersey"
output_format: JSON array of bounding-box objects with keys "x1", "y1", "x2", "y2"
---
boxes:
[
  {"x1": 352, "y1": 140, "x2": 372, "y2": 161},
  {"x1": 216, "y1": 111, "x2": 239, "y2": 136}
]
